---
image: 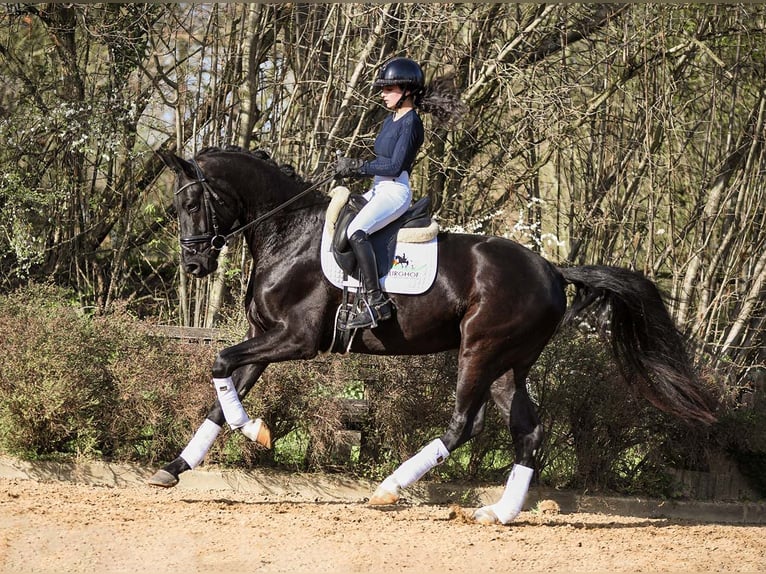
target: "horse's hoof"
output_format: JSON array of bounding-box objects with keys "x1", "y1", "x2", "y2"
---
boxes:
[
  {"x1": 241, "y1": 418, "x2": 272, "y2": 449},
  {"x1": 147, "y1": 469, "x2": 179, "y2": 488},
  {"x1": 472, "y1": 506, "x2": 501, "y2": 525},
  {"x1": 368, "y1": 485, "x2": 400, "y2": 506}
]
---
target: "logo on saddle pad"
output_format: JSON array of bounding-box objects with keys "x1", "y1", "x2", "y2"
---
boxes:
[
  {"x1": 320, "y1": 187, "x2": 438, "y2": 295},
  {"x1": 389, "y1": 254, "x2": 428, "y2": 278}
]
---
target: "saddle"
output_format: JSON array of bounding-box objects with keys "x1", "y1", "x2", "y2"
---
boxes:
[
  {"x1": 328, "y1": 187, "x2": 438, "y2": 281},
  {"x1": 321, "y1": 187, "x2": 439, "y2": 352}
]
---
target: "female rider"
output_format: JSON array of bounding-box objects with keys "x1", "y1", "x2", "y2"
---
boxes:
[{"x1": 336, "y1": 57, "x2": 464, "y2": 329}]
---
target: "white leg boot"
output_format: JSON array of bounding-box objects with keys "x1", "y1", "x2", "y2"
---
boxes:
[
  {"x1": 213, "y1": 377, "x2": 271, "y2": 449},
  {"x1": 368, "y1": 438, "x2": 450, "y2": 505},
  {"x1": 473, "y1": 464, "x2": 534, "y2": 525},
  {"x1": 213, "y1": 376, "x2": 250, "y2": 428}
]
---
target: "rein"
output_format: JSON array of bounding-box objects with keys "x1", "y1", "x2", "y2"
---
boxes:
[
  {"x1": 224, "y1": 173, "x2": 335, "y2": 242},
  {"x1": 176, "y1": 159, "x2": 334, "y2": 254}
]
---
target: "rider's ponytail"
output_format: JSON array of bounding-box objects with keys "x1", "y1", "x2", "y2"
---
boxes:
[{"x1": 416, "y1": 74, "x2": 467, "y2": 128}]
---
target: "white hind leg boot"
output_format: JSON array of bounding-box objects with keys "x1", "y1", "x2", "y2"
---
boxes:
[
  {"x1": 369, "y1": 438, "x2": 450, "y2": 505},
  {"x1": 391, "y1": 438, "x2": 450, "y2": 488},
  {"x1": 474, "y1": 464, "x2": 534, "y2": 524}
]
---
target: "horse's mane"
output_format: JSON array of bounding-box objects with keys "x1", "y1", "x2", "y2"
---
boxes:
[{"x1": 197, "y1": 146, "x2": 307, "y2": 184}]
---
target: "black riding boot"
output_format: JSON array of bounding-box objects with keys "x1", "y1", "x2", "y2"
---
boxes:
[{"x1": 346, "y1": 230, "x2": 393, "y2": 329}]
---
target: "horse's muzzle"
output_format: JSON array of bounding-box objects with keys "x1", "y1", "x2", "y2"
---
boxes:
[{"x1": 183, "y1": 255, "x2": 218, "y2": 277}]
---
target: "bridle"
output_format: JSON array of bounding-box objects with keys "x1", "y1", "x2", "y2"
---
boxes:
[
  {"x1": 174, "y1": 159, "x2": 334, "y2": 255},
  {"x1": 175, "y1": 160, "x2": 228, "y2": 254}
]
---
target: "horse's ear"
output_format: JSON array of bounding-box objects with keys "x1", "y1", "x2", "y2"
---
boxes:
[{"x1": 156, "y1": 150, "x2": 194, "y2": 177}]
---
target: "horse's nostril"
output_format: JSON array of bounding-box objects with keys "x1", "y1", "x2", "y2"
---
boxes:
[{"x1": 183, "y1": 259, "x2": 217, "y2": 278}]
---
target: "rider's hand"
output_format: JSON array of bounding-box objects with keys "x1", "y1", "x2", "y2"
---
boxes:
[{"x1": 335, "y1": 157, "x2": 365, "y2": 178}]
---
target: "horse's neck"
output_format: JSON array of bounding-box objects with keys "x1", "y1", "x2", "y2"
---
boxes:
[
  {"x1": 227, "y1": 160, "x2": 328, "y2": 264},
  {"x1": 245, "y1": 202, "x2": 326, "y2": 265}
]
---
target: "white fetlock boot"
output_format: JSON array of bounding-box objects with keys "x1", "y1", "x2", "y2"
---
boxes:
[
  {"x1": 368, "y1": 438, "x2": 450, "y2": 506},
  {"x1": 473, "y1": 464, "x2": 534, "y2": 525}
]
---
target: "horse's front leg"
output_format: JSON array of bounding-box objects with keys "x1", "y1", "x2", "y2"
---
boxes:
[
  {"x1": 148, "y1": 362, "x2": 268, "y2": 487},
  {"x1": 210, "y1": 360, "x2": 273, "y2": 447},
  {"x1": 148, "y1": 323, "x2": 322, "y2": 488},
  {"x1": 202, "y1": 325, "x2": 323, "y2": 451}
]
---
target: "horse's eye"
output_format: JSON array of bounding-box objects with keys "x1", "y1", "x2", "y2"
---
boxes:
[{"x1": 187, "y1": 202, "x2": 201, "y2": 214}]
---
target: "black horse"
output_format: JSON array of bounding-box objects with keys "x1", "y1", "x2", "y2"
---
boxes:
[{"x1": 151, "y1": 147, "x2": 714, "y2": 524}]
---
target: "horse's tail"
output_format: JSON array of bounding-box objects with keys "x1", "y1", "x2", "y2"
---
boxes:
[{"x1": 558, "y1": 265, "x2": 717, "y2": 425}]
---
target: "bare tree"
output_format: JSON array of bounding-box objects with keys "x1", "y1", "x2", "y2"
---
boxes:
[{"x1": 0, "y1": 3, "x2": 762, "y2": 375}]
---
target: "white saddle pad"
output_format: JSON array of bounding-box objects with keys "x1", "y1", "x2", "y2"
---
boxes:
[{"x1": 320, "y1": 226, "x2": 438, "y2": 295}]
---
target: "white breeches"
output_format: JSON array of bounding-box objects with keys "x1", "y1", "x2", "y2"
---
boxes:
[{"x1": 346, "y1": 173, "x2": 412, "y2": 237}]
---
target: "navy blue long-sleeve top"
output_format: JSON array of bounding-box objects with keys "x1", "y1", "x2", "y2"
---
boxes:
[{"x1": 359, "y1": 110, "x2": 424, "y2": 177}]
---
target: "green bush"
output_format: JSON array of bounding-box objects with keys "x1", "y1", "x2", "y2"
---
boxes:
[
  {"x1": 2, "y1": 284, "x2": 761, "y2": 500},
  {"x1": 0, "y1": 284, "x2": 216, "y2": 463}
]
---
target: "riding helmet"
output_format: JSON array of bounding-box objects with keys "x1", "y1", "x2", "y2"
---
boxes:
[{"x1": 373, "y1": 57, "x2": 425, "y2": 91}]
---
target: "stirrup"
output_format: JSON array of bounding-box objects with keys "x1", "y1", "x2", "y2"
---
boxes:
[{"x1": 345, "y1": 297, "x2": 392, "y2": 330}]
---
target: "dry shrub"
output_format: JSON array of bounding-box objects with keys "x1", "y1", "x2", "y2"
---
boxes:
[
  {"x1": 92, "y1": 305, "x2": 216, "y2": 463},
  {"x1": 3, "y1": 284, "x2": 746, "y2": 500},
  {"x1": 0, "y1": 284, "x2": 215, "y2": 464},
  {"x1": 0, "y1": 284, "x2": 113, "y2": 457},
  {"x1": 529, "y1": 325, "x2": 661, "y2": 492}
]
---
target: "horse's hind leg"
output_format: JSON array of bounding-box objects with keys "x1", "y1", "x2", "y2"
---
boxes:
[
  {"x1": 489, "y1": 367, "x2": 543, "y2": 466},
  {"x1": 367, "y1": 436, "x2": 453, "y2": 505},
  {"x1": 368, "y1": 403, "x2": 491, "y2": 505},
  {"x1": 473, "y1": 366, "x2": 542, "y2": 525},
  {"x1": 148, "y1": 363, "x2": 268, "y2": 487},
  {"x1": 368, "y1": 349, "x2": 495, "y2": 505}
]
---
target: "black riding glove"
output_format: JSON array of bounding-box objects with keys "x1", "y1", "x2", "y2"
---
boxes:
[{"x1": 335, "y1": 157, "x2": 365, "y2": 179}]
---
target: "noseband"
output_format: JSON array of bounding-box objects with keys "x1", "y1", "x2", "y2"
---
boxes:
[
  {"x1": 175, "y1": 159, "x2": 228, "y2": 255},
  {"x1": 174, "y1": 159, "x2": 335, "y2": 255}
]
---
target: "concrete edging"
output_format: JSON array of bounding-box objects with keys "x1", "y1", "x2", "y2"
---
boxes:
[{"x1": 1, "y1": 455, "x2": 763, "y2": 524}]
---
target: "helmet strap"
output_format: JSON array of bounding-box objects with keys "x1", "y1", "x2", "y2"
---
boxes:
[{"x1": 395, "y1": 87, "x2": 412, "y2": 109}]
